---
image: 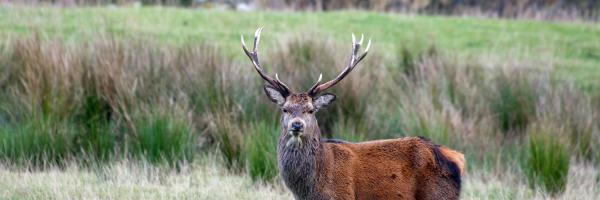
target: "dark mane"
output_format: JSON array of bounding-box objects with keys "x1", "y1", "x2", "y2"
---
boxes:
[
  {"x1": 320, "y1": 138, "x2": 349, "y2": 144},
  {"x1": 418, "y1": 136, "x2": 462, "y2": 190}
]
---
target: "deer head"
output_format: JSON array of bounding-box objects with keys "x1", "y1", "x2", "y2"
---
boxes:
[{"x1": 242, "y1": 28, "x2": 370, "y2": 148}]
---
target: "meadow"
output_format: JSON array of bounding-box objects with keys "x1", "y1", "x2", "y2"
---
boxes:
[
  {"x1": 0, "y1": 6, "x2": 599, "y2": 199},
  {"x1": 1, "y1": 6, "x2": 600, "y2": 88}
]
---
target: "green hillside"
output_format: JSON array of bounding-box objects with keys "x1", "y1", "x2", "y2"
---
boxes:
[{"x1": 1, "y1": 6, "x2": 599, "y2": 88}]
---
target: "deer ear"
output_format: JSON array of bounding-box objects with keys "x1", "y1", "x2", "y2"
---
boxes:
[
  {"x1": 263, "y1": 85, "x2": 286, "y2": 106},
  {"x1": 313, "y1": 93, "x2": 336, "y2": 110}
]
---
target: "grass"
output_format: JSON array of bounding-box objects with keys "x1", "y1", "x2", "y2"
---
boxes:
[
  {"x1": 0, "y1": 116, "x2": 77, "y2": 166},
  {"x1": 244, "y1": 121, "x2": 279, "y2": 181},
  {"x1": 0, "y1": 156, "x2": 293, "y2": 200},
  {"x1": 0, "y1": 6, "x2": 599, "y2": 90},
  {"x1": 0, "y1": 157, "x2": 597, "y2": 199},
  {"x1": 489, "y1": 72, "x2": 537, "y2": 134},
  {"x1": 129, "y1": 110, "x2": 195, "y2": 165},
  {"x1": 0, "y1": 32, "x2": 597, "y2": 197},
  {"x1": 524, "y1": 131, "x2": 570, "y2": 194},
  {"x1": 462, "y1": 164, "x2": 600, "y2": 199}
]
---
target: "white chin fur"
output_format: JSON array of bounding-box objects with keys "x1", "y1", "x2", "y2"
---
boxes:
[{"x1": 286, "y1": 136, "x2": 303, "y2": 148}]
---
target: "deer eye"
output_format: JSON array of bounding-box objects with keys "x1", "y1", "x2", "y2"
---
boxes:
[
  {"x1": 307, "y1": 110, "x2": 315, "y2": 114},
  {"x1": 282, "y1": 109, "x2": 289, "y2": 113}
]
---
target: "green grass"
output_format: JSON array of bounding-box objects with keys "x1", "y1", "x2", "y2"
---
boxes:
[
  {"x1": 129, "y1": 111, "x2": 195, "y2": 164},
  {"x1": 244, "y1": 121, "x2": 279, "y2": 181},
  {"x1": 0, "y1": 116, "x2": 76, "y2": 166},
  {"x1": 0, "y1": 6, "x2": 599, "y2": 89},
  {"x1": 489, "y1": 72, "x2": 537, "y2": 134},
  {"x1": 524, "y1": 132, "x2": 570, "y2": 195}
]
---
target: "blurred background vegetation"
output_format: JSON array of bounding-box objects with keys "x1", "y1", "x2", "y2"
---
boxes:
[
  {"x1": 14, "y1": 0, "x2": 600, "y2": 20},
  {"x1": 0, "y1": 1, "x2": 599, "y2": 199}
]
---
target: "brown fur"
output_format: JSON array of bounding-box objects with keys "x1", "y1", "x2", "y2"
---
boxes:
[
  {"x1": 288, "y1": 93, "x2": 312, "y2": 104},
  {"x1": 439, "y1": 146, "x2": 466, "y2": 176},
  {"x1": 284, "y1": 94, "x2": 315, "y2": 112},
  {"x1": 311, "y1": 137, "x2": 465, "y2": 200}
]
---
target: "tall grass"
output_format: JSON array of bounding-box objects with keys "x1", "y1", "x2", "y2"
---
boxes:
[
  {"x1": 490, "y1": 71, "x2": 537, "y2": 134},
  {"x1": 523, "y1": 125, "x2": 570, "y2": 195},
  {"x1": 244, "y1": 121, "x2": 279, "y2": 181},
  {"x1": 129, "y1": 108, "x2": 195, "y2": 164},
  {"x1": 0, "y1": 35, "x2": 597, "y2": 196},
  {"x1": 0, "y1": 116, "x2": 76, "y2": 167}
]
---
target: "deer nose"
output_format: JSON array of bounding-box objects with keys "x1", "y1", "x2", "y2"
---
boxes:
[{"x1": 291, "y1": 122, "x2": 304, "y2": 131}]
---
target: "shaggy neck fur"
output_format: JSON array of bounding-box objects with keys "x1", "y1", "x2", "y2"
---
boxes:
[{"x1": 277, "y1": 117, "x2": 327, "y2": 200}]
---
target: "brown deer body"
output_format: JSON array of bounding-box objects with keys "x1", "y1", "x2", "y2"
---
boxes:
[{"x1": 242, "y1": 28, "x2": 465, "y2": 200}]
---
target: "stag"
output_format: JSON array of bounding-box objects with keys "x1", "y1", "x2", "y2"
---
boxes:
[{"x1": 241, "y1": 28, "x2": 465, "y2": 200}]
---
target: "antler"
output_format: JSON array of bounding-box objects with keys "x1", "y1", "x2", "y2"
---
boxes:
[
  {"x1": 308, "y1": 34, "x2": 371, "y2": 96},
  {"x1": 242, "y1": 27, "x2": 291, "y2": 96}
]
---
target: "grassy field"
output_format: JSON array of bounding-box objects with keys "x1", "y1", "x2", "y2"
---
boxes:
[
  {"x1": 0, "y1": 5, "x2": 599, "y2": 199},
  {"x1": 0, "y1": 157, "x2": 598, "y2": 199},
  {"x1": 1, "y1": 6, "x2": 599, "y2": 88},
  {"x1": 0, "y1": 155, "x2": 293, "y2": 200}
]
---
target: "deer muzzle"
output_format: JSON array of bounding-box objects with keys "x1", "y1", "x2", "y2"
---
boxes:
[
  {"x1": 288, "y1": 119, "x2": 305, "y2": 135},
  {"x1": 286, "y1": 118, "x2": 306, "y2": 148}
]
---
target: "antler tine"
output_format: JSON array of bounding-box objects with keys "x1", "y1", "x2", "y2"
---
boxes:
[
  {"x1": 308, "y1": 34, "x2": 371, "y2": 96},
  {"x1": 253, "y1": 27, "x2": 262, "y2": 52},
  {"x1": 241, "y1": 27, "x2": 291, "y2": 95},
  {"x1": 359, "y1": 34, "x2": 364, "y2": 45},
  {"x1": 275, "y1": 73, "x2": 292, "y2": 92},
  {"x1": 307, "y1": 73, "x2": 323, "y2": 93}
]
